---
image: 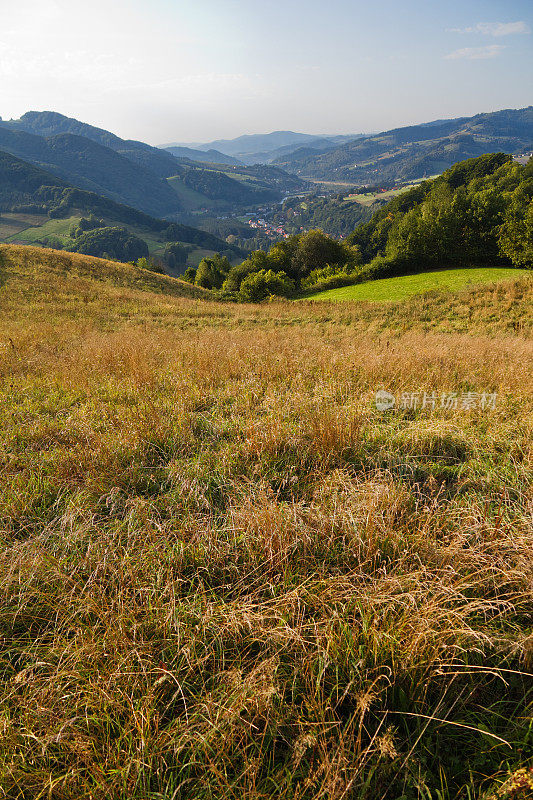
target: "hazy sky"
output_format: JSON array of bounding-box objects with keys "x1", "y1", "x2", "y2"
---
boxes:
[{"x1": 1, "y1": 0, "x2": 531, "y2": 144}]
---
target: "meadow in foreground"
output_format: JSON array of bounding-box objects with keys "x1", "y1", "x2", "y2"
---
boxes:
[{"x1": 0, "y1": 246, "x2": 532, "y2": 799}]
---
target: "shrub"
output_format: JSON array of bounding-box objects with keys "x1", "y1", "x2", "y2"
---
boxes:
[{"x1": 238, "y1": 269, "x2": 295, "y2": 301}]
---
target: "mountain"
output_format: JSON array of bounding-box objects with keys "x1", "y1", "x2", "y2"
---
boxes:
[
  {"x1": 3, "y1": 111, "x2": 182, "y2": 179},
  {"x1": 274, "y1": 107, "x2": 533, "y2": 182},
  {"x1": 168, "y1": 131, "x2": 364, "y2": 165},
  {"x1": 0, "y1": 125, "x2": 180, "y2": 217},
  {"x1": 0, "y1": 112, "x2": 303, "y2": 216},
  {"x1": 172, "y1": 131, "x2": 318, "y2": 157},
  {"x1": 162, "y1": 146, "x2": 243, "y2": 166}
]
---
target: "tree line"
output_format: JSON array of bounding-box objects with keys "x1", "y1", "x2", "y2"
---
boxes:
[{"x1": 183, "y1": 153, "x2": 531, "y2": 300}]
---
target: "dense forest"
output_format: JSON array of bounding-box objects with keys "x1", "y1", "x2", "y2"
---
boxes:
[
  {"x1": 188, "y1": 153, "x2": 531, "y2": 300},
  {"x1": 348, "y1": 152, "x2": 533, "y2": 274}
]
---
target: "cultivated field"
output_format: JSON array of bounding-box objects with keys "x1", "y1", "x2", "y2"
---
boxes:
[{"x1": 0, "y1": 245, "x2": 532, "y2": 799}]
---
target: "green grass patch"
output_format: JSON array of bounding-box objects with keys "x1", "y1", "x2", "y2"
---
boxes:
[
  {"x1": 0, "y1": 212, "x2": 48, "y2": 239},
  {"x1": 166, "y1": 175, "x2": 221, "y2": 210},
  {"x1": 5, "y1": 215, "x2": 81, "y2": 246},
  {"x1": 306, "y1": 267, "x2": 529, "y2": 302}
]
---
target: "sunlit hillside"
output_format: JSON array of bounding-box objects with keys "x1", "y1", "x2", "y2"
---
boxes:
[{"x1": 0, "y1": 244, "x2": 531, "y2": 799}]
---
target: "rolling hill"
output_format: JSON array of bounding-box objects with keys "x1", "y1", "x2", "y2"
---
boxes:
[
  {"x1": 0, "y1": 243, "x2": 209, "y2": 299},
  {"x1": 2, "y1": 110, "x2": 184, "y2": 179},
  {"x1": 274, "y1": 106, "x2": 533, "y2": 182},
  {"x1": 0, "y1": 125, "x2": 180, "y2": 217},
  {"x1": 0, "y1": 150, "x2": 243, "y2": 266},
  {"x1": 0, "y1": 112, "x2": 305, "y2": 215}
]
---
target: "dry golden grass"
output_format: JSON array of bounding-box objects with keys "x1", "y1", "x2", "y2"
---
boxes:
[{"x1": 0, "y1": 245, "x2": 532, "y2": 799}]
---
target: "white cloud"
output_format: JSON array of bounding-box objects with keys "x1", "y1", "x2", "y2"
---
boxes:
[
  {"x1": 445, "y1": 45, "x2": 506, "y2": 61},
  {"x1": 448, "y1": 21, "x2": 530, "y2": 37}
]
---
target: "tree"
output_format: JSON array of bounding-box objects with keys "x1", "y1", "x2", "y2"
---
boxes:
[
  {"x1": 499, "y1": 184, "x2": 533, "y2": 267},
  {"x1": 291, "y1": 229, "x2": 349, "y2": 278},
  {"x1": 70, "y1": 227, "x2": 149, "y2": 262},
  {"x1": 195, "y1": 253, "x2": 232, "y2": 290},
  {"x1": 223, "y1": 250, "x2": 270, "y2": 292},
  {"x1": 164, "y1": 242, "x2": 192, "y2": 270}
]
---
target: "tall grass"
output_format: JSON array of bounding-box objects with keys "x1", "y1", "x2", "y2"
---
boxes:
[{"x1": 0, "y1": 246, "x2": 532, "y2": 799}]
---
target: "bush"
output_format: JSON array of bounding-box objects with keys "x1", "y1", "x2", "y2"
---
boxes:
[{"x1": 238, "y1": 269, "x2": 295, "y2": 302}]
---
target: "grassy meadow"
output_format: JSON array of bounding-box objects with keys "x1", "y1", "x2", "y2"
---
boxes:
[
  {"x1": 0, "y1": 244, "x2": 532, "y2": 800},
  {"x1": 306, "y1": 267, "x2": 528, "y2": 303}
]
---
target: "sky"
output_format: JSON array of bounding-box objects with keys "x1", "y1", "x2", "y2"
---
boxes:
[{"x1": 0, "y1": 0, "x2": 531, "y2": 145}]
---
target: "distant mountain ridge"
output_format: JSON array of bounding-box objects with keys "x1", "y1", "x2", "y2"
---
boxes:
[
  {"x1": 163, "y1": 131, "x2": 365, "y2": 165},
  {"x1": 0, "y1": 111, "x2": 303, "y2": 215},
  {"x1": 4, "y1": 111, "x2": 183, "y2": 179},
  {"x1": 0, "y1": 125, "x2": 179, "y2": 217},
  {"x1": 162, "y1": 146, "x2": 243, "y2": 166},
  {"x1": 273, "y1": 107, "x2": 533, "y2": 183}
]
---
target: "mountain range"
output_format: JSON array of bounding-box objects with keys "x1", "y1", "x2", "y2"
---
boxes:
[
  {"x1": 272, "y1": 107, "x2": 533, "y2": 183},
  {"x1": 0, "y1": 112, "x2": 305, "y2": 217},
  {"x1": 162, "y1": 131, "x2": 364, "y2": 165}
]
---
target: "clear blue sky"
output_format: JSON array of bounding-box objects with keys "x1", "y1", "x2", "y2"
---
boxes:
[{"x1": 1, "y1": 0, "x2": 531, "y2": 143}]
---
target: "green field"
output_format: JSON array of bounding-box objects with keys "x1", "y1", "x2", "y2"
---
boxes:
[
  {"x1": 166, "y1": 175, "x2": 221, "y2": 210},
  {"x1": 0, "y1": 212, "x2": 48, "y2": 239},
  {"x1": 345, "y1": 178, "x2": 436, "y2": 206},
  {"x1": 307, "y1": 267, "x2": 529, "y2": 302},
  {"x1": 5, "y1": 215, "x2": 81, "y2": 246},
  {"x1": 0, "y1": 212, "x2": 228, "y2": 267}
]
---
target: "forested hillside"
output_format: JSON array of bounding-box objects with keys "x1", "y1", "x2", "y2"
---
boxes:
[
  {"x1": 0, "y1": 126, "x2": 179, "y2": 216},
  {"x1": 347, "y1": 152, "x2": 533, "y2": 275},
  {"x1": 0, "y1": 150, "x2": 243, "y2": 265},
  {"x1": 0, "y1": 112, "x2": 304, "y2": 215},
  {"x1": 275, "y1": 107, "x2": 533, "y2": 182},
  {"x1": 203, "y1": 153, "x2": 532, "y2": 300}
]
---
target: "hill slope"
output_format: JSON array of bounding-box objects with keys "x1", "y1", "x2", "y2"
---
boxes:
[
  {"x1": 306, "y1": 266, "x2": 529, "y2": 302},
  {"x1": 0, "y1": 126, "x2": 180, "y2": 217},
  {"x1": 0, "y1": 151, "x2": 243, "y2": 265},
  {"x1": 275, "y1": 106, "x2": 533, "y2": 181},
  {"x1": 0, "y1": 244, "x2": 531, "y2": 799},
  {"x1": 0, "y1": 243, "x2": 209, "y2": 299},
  {"x1": 1, "y1": 112, "x2": 304, "y2": 211}
]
